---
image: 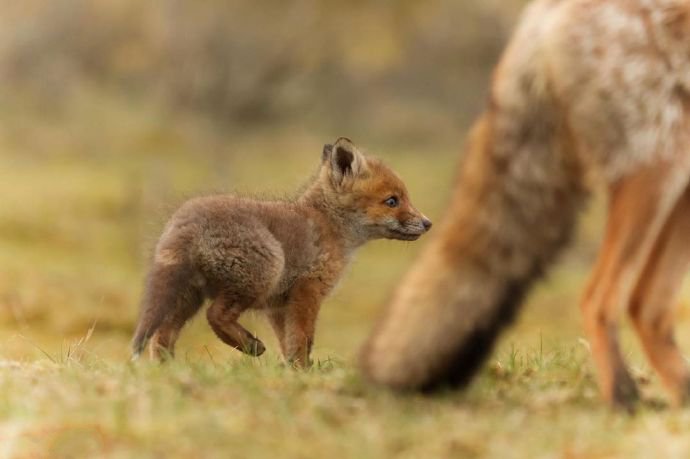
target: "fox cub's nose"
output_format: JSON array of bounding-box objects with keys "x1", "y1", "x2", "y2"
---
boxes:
[{"x1": 422, "y1": 218, "x2": 433, "y2": 231}]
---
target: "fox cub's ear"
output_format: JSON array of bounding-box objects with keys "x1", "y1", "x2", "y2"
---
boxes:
[
  {"x1": 322, "y1": 143, "x2": 333, "y2": 163},
  {"x1": 329, "y1": 137, "x2": 364, "y2": 187}
]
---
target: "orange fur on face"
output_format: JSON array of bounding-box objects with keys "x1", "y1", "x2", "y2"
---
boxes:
[{"x1": 346, "y1": 159, "x2": 430, "y2": 241}]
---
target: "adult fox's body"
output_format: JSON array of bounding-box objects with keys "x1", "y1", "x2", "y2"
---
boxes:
[
  {"x1": 362, "y1": 0, "x2": 690, "y2": 408},
  {"x1": 132, "y1": 138, "x2": 431, "y2": 366}
]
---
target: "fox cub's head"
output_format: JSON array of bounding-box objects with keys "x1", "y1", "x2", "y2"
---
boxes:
[{"x1": 318, "y1": 137, "x2": 431, "y2": 242}]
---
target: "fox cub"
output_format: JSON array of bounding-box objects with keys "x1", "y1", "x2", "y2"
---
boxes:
[
  {"x1": 362, "y1": 0, "x2": 690, "y2": 409},
  {"x1": 132, "y1": 138, "x2": 431, "y2": 366}
]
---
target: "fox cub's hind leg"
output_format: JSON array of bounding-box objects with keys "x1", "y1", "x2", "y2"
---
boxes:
[
  {"x1": 629, "y1": 185, "x2": 690, "y2": 406},
  {"x1": 207, "y1": 293, "x2": 266, "y2": 356},
  {"x1": 202, "y1": 224, "x2": 285, "y2": 357},
  {"x1": 147, "y1": 283, "x2": 204, "y2": 361},
  {"x1": 135, "y1": 264, "x2": 205, "y2": 361},
  {"x1": 581, "y1": 164, "x2": 690, "y2": 410}
]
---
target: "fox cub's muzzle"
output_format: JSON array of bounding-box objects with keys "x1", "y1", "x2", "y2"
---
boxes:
[{"x1": 388, "y1": 214, "x2": 432, "y2": 241}]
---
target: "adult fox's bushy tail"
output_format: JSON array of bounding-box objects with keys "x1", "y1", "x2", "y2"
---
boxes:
[
  {"x1": 361, "y1": 112, "x2": 586, "y2": 391},
  {"x1": 361, "y1": 4, "x2": 588, "y2": 389}
]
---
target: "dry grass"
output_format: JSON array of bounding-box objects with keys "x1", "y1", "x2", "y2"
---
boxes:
[{"x1": 3, "y1": 335, "x2": 690, "y2": 458}]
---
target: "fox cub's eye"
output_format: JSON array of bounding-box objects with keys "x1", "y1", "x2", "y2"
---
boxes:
[{"x1": 384, "y1": 196, "x2": 399, "y2": 208}]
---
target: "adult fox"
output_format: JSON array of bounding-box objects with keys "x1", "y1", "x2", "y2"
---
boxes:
[{"x1": 362, "y1": 0, "x2": 690, "y2": 409}]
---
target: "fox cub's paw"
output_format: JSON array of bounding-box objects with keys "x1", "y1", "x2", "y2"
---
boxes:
[{"x1": 241, "y1": 338, "x2": 266, "y2": 357}]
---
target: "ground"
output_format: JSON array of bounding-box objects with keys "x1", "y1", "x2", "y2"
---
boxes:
[{"x1": 2, "y1": 93, "x2": 690, "y2": 458}]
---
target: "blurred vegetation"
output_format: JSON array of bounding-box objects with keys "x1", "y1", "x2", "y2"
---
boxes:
[
  {"x1": 0, "y1": 0, "x2": 526, "y2": 145},
  {"x1": 0, "y1": 0, "x2": 532, "y2": 350}
]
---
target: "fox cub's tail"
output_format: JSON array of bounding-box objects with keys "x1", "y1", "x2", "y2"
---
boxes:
[
  {"x1": 361, "y1": 20, "x2": 588, "y2": 390},
  {"x1": 131, "y1": 262, "x2": 203, "y2": 359}
]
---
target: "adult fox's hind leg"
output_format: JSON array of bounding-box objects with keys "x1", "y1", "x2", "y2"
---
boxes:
[
  {"x1": 629, "y1": 185, "x2": 690, "y2": 405},
  {"x1": 581, "y1": 164, "x2": 689, "y2": 409}
]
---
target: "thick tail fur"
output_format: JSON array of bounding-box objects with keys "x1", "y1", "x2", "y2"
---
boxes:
[
  {"x1": 361, "y1": 56, "x2": 588, "y2": 390},
  {"x1": 131, "y1": 262, "x2": 203, "y2": 359}
]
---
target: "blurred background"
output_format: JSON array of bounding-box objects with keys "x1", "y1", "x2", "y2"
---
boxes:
[{"x1": 1, "y1": 0, "x2": 687, "y2": 365}]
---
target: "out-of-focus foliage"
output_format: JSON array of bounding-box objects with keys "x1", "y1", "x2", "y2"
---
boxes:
[
  {"x1": 0, "y1": 0, "x2": 534, "y2": 340},
  {"x1": 0, "y1": 0, "x2": 524, "y2": 145}
]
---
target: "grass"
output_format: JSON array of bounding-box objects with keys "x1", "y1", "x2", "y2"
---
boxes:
[
  {"x1": 2, "y1": 90, "x2": 690, "y2": 458},
  {"x1": 3, "y1": 340, "x2": 690, "y2": 458}
]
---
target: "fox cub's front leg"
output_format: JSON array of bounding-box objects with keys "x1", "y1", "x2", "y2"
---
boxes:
[{"x1": 275, "y1": 280, "x2": 325, "y2": 368}]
